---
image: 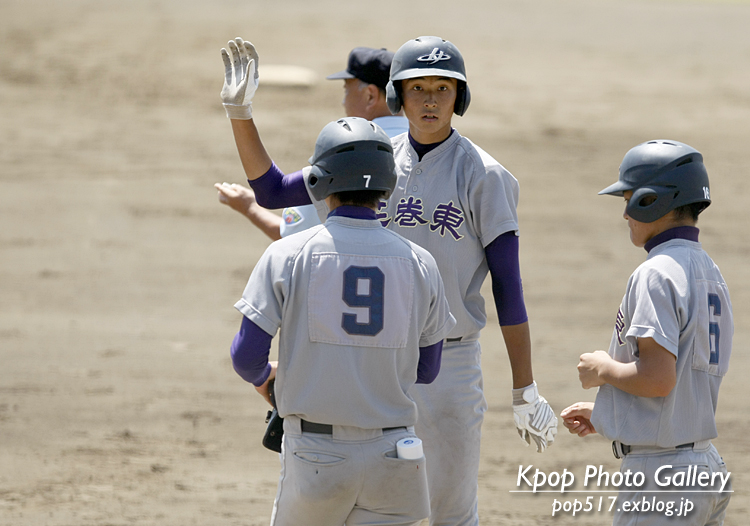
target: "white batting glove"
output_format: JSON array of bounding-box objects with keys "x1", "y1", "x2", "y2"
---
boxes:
[
  {"x1": 220, "y1": 37, "x2": 259, "y2": 120},
  {"x1": 512, "y1": 381, "x2": 558, "y2": 453}
]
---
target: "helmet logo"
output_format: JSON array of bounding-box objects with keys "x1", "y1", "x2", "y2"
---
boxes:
[
  {"x1": 417, "y1": 47, "x2": 451, "y2": 65},
  {"x1": 703, "y1": 186, "x2": 710, "y2": 200}
]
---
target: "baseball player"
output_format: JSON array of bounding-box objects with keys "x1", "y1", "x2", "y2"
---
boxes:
[
  {"x1": 230, "y1": 116, "x2": 456, "y2": 526},
  {"x1": 561, "y1": 140, "x2": 732, "y2": 525},
  {"x1": 219, "y1": 36, "x2": 558, "y2": 526},
  {"x1": 215, "y1": 45, "x2": 408, "y2": 240}
]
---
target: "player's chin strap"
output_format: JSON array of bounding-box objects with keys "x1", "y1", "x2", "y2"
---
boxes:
[{"x1": 512, "y1": 381, "x2": 558, "y2": 453}]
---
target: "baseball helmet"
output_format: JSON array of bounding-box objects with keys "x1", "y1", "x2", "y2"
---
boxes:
[
  {"x1": 307, "y1": 117, "x2": 397, "y2": 201},
  {"x1": 599, "y1": 140, "x2": 711, "y2": 223},
  {"x1": 386, "y1": 36, "x2": 471, "y2": 116}
]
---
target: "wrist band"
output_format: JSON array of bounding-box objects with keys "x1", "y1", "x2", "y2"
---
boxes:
[{"x1": 223, "y1": 103, "x2": 253, "y2": 120}]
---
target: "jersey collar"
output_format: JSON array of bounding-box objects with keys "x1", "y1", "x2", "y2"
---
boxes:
[
  {"x1": 644, "y1": 226, "x2": 700, "y2": 253},
  {"x1": 408, "y1": 128, "x2": 455, "y2": 161},
  {"x1": 327, "y1": 205, "x2": 378, "y2": 220}
]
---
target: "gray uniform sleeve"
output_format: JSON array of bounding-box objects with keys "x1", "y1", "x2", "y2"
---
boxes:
[
  {"x1": 624, "y1": 258, "x2": 686, "y2": 357},
  {"x1": 466, "y1": 146, "x2": 520, "y2": 247},
  {"x1": 234, "y1": 244, "x2": 289, "y2": 337}
]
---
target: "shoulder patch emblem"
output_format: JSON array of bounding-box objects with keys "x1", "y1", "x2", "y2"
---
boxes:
[{"x1": 282, "y1": 207, "x2": 303, "y2": 225}]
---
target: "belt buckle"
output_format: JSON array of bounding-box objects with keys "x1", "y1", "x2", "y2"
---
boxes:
[{"x1": 612, "y1": 441, "x2": 631, "y2": 459}]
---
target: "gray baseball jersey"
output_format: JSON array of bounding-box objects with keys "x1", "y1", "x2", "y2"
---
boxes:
[
  {"x1": 383, "y1": 131, "x2": 519, "y2": 339},
  {"x1": 235, "y1": 214, "x2": 455, "y2": 429},
  {"x1": 592, "y1": 236, "x2": 733, "y2": 446},
  {"x1": 307, "y1": 130, "x2": 520, "y2": 340}
]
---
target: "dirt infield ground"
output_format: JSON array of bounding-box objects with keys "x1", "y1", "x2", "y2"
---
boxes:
[{"x1": 2, "y1": 0, "x2": 749, "y2": 524}]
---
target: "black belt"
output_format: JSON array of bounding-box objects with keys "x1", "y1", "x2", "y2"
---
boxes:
[
  {"x1": 446, "y1": 337, "x2": 462, "y2": 342},
  {"x1": 301, "y1": 419, "x2": 405, "y2": 435},
  {"x1": 612, "y1": 441, "x2": 694, "y2": 459}
]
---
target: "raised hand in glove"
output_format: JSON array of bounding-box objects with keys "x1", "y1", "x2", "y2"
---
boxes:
[
  {"x1": 220, "y1": 37, "x2": 259, "y2": 119},
  {"x1": 512, "y1": 381, "x2": 558, "y2": 453}
]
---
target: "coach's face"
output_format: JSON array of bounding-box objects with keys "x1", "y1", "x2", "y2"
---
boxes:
[
  {"x1": 341, "y1": 79, "x2": 367, "y2": 117},
  {"x1": 342, "y1": 79, "x2": 380, "y2": 121},
  {"x1": 401, "y1": 76, "x2": 457, "y2": 145}
]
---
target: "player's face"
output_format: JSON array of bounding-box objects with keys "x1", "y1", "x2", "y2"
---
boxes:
[
  {"x1": 401, "y1": 76, "x2": 457, "y2": 145},
  {"x1": 623, "y1": 191, "x2": 661, "y2": 247}
]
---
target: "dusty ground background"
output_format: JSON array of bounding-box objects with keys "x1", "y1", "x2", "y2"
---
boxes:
[{"x1": 1, "y1": 0, "x2": 749, "y2": 524}]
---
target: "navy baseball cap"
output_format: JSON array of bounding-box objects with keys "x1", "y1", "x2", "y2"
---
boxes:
[{"x1": 326, "y1": 47, "x2": 394, "y2": 90}]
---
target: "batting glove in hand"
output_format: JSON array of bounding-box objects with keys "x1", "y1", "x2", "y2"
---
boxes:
[
  {"x1": 220, "y1": 37, "x2": 259, "y2": 120},
  {"x1": 512, "y1": 381, "x2": 558, "y2": 453}
]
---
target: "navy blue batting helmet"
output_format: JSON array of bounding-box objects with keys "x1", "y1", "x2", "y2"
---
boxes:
[
  {"x1": 385, "y1": 36, "x2": 471, "y2": 116},
  {"x1": 307, "y1": 117, "x2": 397, "y2": 201},
  {"x1": 599, "y1": 140, "x2": 711, "y2": 223}
]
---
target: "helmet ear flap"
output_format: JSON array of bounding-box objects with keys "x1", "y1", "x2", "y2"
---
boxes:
[
  {"x1": 454, "y1": 82, "x2": 471, "y2": 116},
  {"x1": 306, "y1": 164, "x2": 328, "y2": 202},
  {"x1": 386, "y1": 80, "x2": 401, "y2": 115},
  {"x1": 626, "y1": 186, "x2": 675, "y2": 223}
]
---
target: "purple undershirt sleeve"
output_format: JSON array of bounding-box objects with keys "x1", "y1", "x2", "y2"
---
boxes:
[
  {"x1": 485, "y1": 231, "x2": 529, "y2": 326},
  {"x1": 230, "y1": 316, "x2": 274, "y2": 386},
  {"x1": 246, "y1": 163, "x2": 312, "y2": 208},
  {"x1": 416, "y1": 340, "x2": 443, "y2": 384}
]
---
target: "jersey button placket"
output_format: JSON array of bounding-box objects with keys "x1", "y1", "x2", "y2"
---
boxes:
[{"x1": 409, "y1": 166, "x2": 424, "y2": 196}]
